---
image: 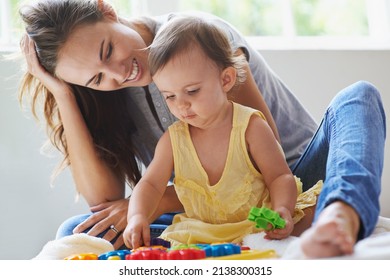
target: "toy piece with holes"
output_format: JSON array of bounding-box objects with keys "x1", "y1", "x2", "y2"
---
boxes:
[
  {"x1": 248, "y1": 207, "x2": 286, "y2": 229},
  {"x1": 98, "y1": 249, "x2": 131, "y2": 260}
]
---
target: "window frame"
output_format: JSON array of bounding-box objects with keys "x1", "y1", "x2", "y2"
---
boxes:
[{"x1": 1, "y1": 0, "x2": 390, "y2": 51}]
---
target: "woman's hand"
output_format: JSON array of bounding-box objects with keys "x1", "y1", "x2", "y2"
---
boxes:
[
  {"x1": 263, "y1": 207, "x2": 294, "y2": 240},
  {"x1": 73, "y1": 198, "x2": 129, "y2": 250},
  {"x1": 20, "y1": 34, "x2": 72, "y2": 97}
]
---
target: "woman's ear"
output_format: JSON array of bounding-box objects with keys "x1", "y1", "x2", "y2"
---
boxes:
[
  {"x1": 221, "y1": 66, "x2": 237, "y2": 92},
  {"x1": 98, "y1": 0, "x2": 118, "y2": 21}
]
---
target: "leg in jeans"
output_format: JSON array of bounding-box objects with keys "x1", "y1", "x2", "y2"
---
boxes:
[
  {"x1": 293, "y1": 81, "x2": 386, "y2": 257},
  {"x1": 56, "y1": 212, "x2": 176, "y2": 244}
]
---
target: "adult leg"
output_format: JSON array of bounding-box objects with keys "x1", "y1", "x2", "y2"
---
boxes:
[
  {"x1": 56, "y1": 213, "x2": 176, "y2": 240},
  {"x1": 293, "y1": 81, "x2": 386, "y2": 257}
]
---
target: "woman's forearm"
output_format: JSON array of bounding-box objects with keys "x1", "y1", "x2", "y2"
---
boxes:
[{"x1": 55, "y1": 91, "x2": 125, "y2": 206}]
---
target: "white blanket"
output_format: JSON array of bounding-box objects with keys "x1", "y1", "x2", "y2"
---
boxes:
[{"x1": 242, "y1": 216, "x2": 390, "y2": 259}]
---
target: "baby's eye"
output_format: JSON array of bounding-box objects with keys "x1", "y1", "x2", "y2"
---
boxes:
[
  {"x1": 187, "y1": 89, "x2": 200, "y2": 95},
  {"x1": 165, "y1": 94, "x2": 175, "y2": 100}
]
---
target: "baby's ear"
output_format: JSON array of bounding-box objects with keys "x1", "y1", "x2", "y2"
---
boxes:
[
  {"x1": 98, "y1": 0, "x2": 118, "y2": 21},
  {"x1": 221, "y1": 66, "x2": 237, "y2": 92}
]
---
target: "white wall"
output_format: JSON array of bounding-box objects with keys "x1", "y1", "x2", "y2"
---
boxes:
[
  {"x1": 1, "y1": 49, "x2": 389, "y2": 259},
  {"x1": 0, "y1": 56, "x2": 89, "y2": 260}
]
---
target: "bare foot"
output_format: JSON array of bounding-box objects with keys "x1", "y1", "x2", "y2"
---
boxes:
[{"x1": 300, "y1": 201, "x2": 360, "y2": 258}]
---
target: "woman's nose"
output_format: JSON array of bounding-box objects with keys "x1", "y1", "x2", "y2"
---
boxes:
[{"x1": 105, "y1": 62, "x2": 127, "y2": 84}]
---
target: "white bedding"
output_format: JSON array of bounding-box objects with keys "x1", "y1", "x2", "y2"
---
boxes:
[{"x1": 243, "y1": 216, "x2": 390, "y2": 259}]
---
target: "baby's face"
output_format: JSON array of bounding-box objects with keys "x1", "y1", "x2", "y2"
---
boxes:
[{"x1": 152, "y1": 46, "x2": 230, "y2": 128}]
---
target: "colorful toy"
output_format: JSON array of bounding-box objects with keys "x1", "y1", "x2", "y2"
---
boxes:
[
  {"x1": 150, "y1": 224, "x2": 168, "y2": 239},
  {"x1": 64, "y1": 253, "x2": 99, "y2": 260},
  {"x1": 248, "y1": 207, "x2": 286, "y2": 229},
  {"x1": 64, "y1": 239, "x2": 276, "y2": 260},
  {"x1": 98, "y1": 249, "x2": 131, "y2": 260},
  {"x1": 126, "y1": 247, "x2": 168, "y2": 260},
  {"x1": 207, "y1": 249, "x2": 277, "y2": 260},
  {"x1": 151, "y1": 237, "x2": 171, "y2": 248},
  {"x1": 195, "y1": 243, "x2": 241, "y2": 257}
]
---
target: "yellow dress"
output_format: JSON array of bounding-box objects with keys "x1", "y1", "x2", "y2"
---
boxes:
[{"x1": 160, "y1": 102, "x2": 322, "y2": 246}]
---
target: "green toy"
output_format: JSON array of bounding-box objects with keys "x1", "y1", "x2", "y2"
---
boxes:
[{"x1": 248, "y1": 207, "x2": 286, "y2": 230}]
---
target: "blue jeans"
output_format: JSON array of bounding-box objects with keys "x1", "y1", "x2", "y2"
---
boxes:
[
  {"x1": 291, "y1": 81, "x2": 386, "y2": 239},
  {"x1": 57, "y1": 81, "x2": 386, "y2": 242}
]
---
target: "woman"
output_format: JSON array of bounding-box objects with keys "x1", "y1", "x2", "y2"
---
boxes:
[{"x1": 19, "y1": 0, "x2": 385, "y2": 258}]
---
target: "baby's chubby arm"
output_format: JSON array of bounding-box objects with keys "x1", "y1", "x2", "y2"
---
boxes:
[
  {"x1": 245, "y1": 114, "x2": 297, "y2": 239},
  {"x1": 123, "y1": 131, "x2": 174, "y2": 249}
]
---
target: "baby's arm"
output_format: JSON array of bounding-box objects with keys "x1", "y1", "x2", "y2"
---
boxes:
[
  {"x1": 123, "y1": 131, "x2": 174, "y2": 248},
  {"x1": 246, "y1": 114, "x2": 297, "y2": 239}
]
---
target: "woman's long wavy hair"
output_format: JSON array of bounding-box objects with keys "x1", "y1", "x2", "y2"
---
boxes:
[{"x1": 18, "y1": 0, "x2": 142, "y2": 187}]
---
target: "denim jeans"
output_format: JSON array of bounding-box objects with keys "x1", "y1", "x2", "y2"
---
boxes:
[
  {"x1": 56, "y1": 81, "x2": 386, "y2": 242},
  {"x1": 291, "y1": 81, "x2": 386, "y2": 240}
]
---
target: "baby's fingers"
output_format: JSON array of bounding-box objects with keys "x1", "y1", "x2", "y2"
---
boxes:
[
  {"x1": 142, "y1": 226, "x2": 151, "y2": 247},
  {"x1": 131, "y1": 232, "x2": 143, "y2": 249}
]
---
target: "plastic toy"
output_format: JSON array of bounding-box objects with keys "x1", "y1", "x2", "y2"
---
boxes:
[
  {"x1": 150, "y1": 224, "x2": 168, "y2": 239},
  {"x1": 126, "y1": 248, "x2": 167, "y2": 260},
  {"x1": 98, "y1": 249, "x2": 131, "y2": 260},
  {"x1": 207, "y1": 249, "x2": 277, "y2": 260},
  {"x1": 64, "y1": 241, "x2": 275, "y2": 260},
  {"x1": 64, "y1": 253, "x2": 98, "y2": 260},
  {"x1": 195, "y1": 243, "x2": 241, "y2": 257},
  {"x1": 248, "y1": 207, "x2": 286, "y2": 229},
  {"x1": 151, "y1": 237, "x2": 171, "y2": 248},
  {"x1": 165, "y1": 248, "x2": 206, "y2": 260}
]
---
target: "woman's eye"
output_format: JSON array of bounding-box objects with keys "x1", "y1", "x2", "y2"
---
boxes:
[
  {"x1": 107, "y1": 43, "x2": 113, "y2": 59},
  {"x1": 95, "y1": 73, "x2": 103, "y2": 86}
]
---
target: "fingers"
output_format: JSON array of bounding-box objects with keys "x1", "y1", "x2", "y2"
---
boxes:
[
  {"x1": 112, "y1": 234, "x2": 124, "y2": 250},
  {"x1": 123, "y1": 223, "x2": 150, "y2": 249},
  {"x1": 142, "y1": 225, "x2": 151, "y2": 247},
  {"x1": 73, "y1": 211, "x2": 106, "y2": 234}
]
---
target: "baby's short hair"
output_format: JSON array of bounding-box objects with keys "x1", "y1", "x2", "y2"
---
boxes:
[{"x1": 149, "y1": 16, "x2": 247, "y2": 84}]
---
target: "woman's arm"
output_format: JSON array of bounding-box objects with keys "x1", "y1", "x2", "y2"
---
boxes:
[{"x1": 229, "y1": 49, "x2": 281, "y2": 143}]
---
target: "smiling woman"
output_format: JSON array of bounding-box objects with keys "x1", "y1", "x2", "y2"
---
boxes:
[
  {"x1": 12, "y1": 0, "x2": 388, "y2": 260},
  {"x1": 55, "y1": 18, "x2": 151, "y2": 90}
]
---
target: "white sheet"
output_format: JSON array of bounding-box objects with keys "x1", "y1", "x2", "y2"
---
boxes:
[{"x1": 242, "y1": 216, "x2": 390, "y2": 259}]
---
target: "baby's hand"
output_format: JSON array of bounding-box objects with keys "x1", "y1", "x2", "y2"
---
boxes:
[
  {"x1": 123, "y1": 214, "x2": 150, "y2": 249},
  {"x1": 264, "y1": 207, "x2": 293, "y2": 240}
]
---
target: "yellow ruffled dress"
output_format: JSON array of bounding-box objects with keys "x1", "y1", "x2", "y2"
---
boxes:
[{"x1": 160, "y1": 102, "x2": 322, "y2": 246}]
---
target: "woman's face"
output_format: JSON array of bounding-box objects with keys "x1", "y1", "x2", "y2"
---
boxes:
[{"x1": 56, "y1": 19, "x2": 151, "y2": 91}]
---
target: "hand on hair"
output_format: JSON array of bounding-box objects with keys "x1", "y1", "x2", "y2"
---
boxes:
[{"x1": 20, "y1": 33, "x2": 72, "y2": 98}]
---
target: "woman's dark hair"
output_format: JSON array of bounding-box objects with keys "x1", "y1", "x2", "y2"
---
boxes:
[{"x1": 19, "y1": 0, "x2": 142, "y2": 187}]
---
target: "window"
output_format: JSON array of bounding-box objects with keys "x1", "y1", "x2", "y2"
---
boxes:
[
  {"x1": 1, "y1": 0, "x2": 390, "y2": 50},
  {"x1": 0, "y1": 0, "x2": 133, "y2": 50}
]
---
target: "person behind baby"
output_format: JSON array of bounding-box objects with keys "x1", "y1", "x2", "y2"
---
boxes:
[
  {"x1": 123, "y1": 16, "x2": 322, "y2": 249},
  {"x1": 18, "y1": 0, "x2": 386, "y2": 258}
]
